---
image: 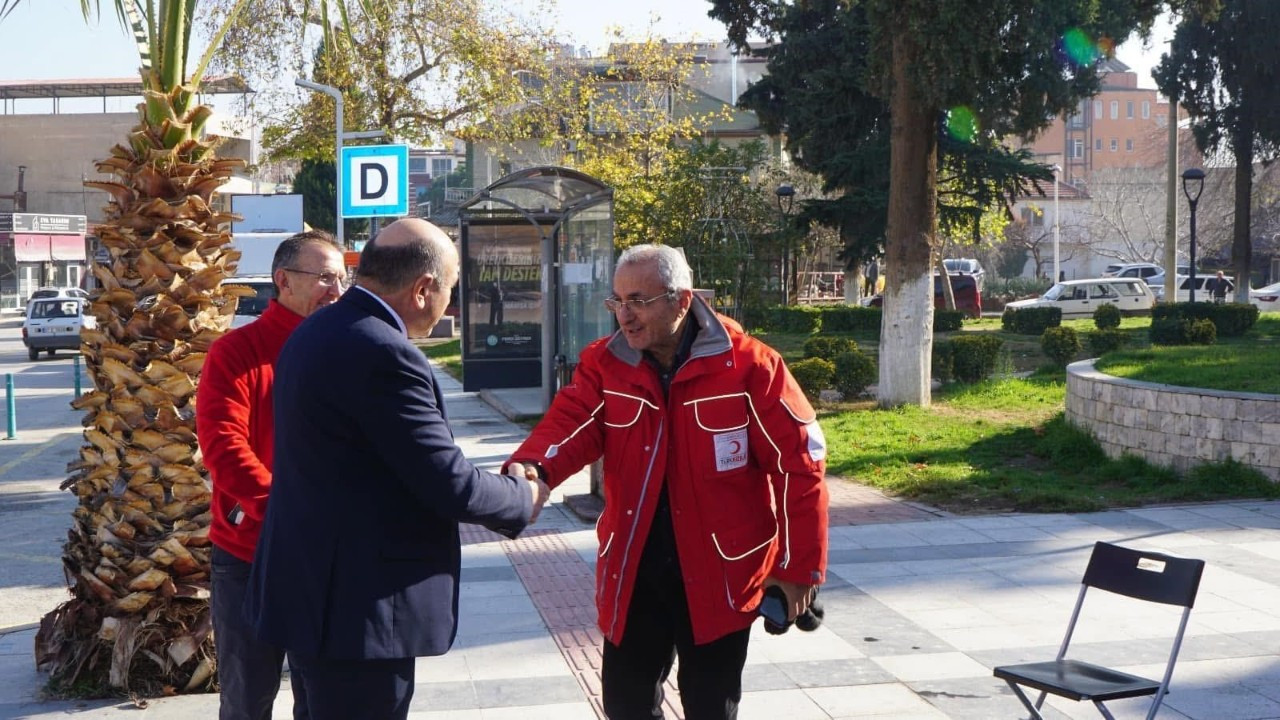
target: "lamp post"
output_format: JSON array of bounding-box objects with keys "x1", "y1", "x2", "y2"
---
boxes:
[
  {"x1": 775, "y1": 183, "x2": 796, "y2": 304},
  {"x1": 1181, "y1": 167, "x2": 1205, "y2": 303},
  {"x1": 1052, "y1": 164, "x2": 1061, "y2": 283}
]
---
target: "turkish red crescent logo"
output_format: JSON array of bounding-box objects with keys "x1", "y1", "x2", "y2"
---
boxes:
[{"x1": 728, "y1": 439, "x2": 742, "y2": 454}]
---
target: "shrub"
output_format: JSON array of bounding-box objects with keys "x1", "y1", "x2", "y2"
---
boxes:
[
  {"x1": 932, "y1": 341, "x2": 955, "y2": 383},
  {"x1": 1001, "y1": 306, "x2": 1062, "y2": 335},
  {"x1": 1041, "y1": 326, "x2": 1082, "y2": 367},
  {"x1": 1212, "y1": 303, "x2": 1259, "y2": 337},
  {"x1": 764, "y1": 306, "x2": 822, "y2": 333},
  {"x1": 1150, "y1": 317, "x2": 1190, "y2": 345},
  {"x1": 1087, "y1": 329, "x2": 1125, "y2": 357},
  {"x1": 950, "y1": 335, "x2": 1004, "y2": 383},
  {"x1": 820, "y1": 305, "x2": 882, "y2": 334},
  {"x1": 833, "y1": 350, "x2": 876, "y2": 398},
  {"x1": 1187, "y1": 317, "x2": 1217, "y2": 345},
  {"x1": 803, "y1": 336, "x2": 858, "y2": 361},
  {"x1": 934, "y1": 309, "x2": 965, "y2": 333},
  {"x1": 789, "y1": 357, "x2": 834, "y2": 401},
  {"x1": 1153, "y1": 301, "x2": 1258, "y2": 338},
  {"x1": 1092, "y1": 302, "x2": 1121, "y2": 330}
]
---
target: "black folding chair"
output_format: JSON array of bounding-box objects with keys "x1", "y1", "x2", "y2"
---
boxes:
[{"x1": 993, "y1": 541, "x2": 1205, "y2": 720}]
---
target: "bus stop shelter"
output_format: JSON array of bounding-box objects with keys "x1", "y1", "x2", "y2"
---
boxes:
[{"x1": 458, "y1": 167, "x2": 614, "y2": 410}]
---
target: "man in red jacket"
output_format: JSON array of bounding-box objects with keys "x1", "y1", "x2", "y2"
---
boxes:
[
  {"x1": 507, "y1": 244, "x2": 828, "y2": 719},
  {"x1": 197, "y1": 230, "x2": 345, "y2": 720}
]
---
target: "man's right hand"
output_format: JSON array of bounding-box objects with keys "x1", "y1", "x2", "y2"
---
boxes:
[{"x1": 509, "y1": 462, "x2": 550, "y2": 523}]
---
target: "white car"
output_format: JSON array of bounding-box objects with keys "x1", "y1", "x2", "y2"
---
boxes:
[
  {"x1": 1250, "y1": 282, "x2": 1280, "y2": 312},
  {"x1": 1102, "y1": 262, "x2": 1163, "y2": 282},
  {"x1": 222, "y1": 276, "x2": 276, "y2": 329},
  {"x1": 1158, "y1": 274, "x2": 1235, "y2": 303},
  {"x1": 23, "y1": 286, "x2": 89, "y2": 316},
  {"x1": 22, "y1": 297, "x2": 97, "y2": 361},
  {"x1": 1005, "y1": 278, "x2": 1155, "y2": 319}
]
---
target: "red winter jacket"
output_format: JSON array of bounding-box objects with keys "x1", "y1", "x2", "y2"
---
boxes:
[
  {"x1": 508, "y1": 299, "x2": 828, "y2": 645},
  {"x1": 196, "y1": 300, "x2": 303, "y2": 563}
]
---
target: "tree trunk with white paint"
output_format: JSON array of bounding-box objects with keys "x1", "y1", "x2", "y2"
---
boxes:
[{"x1": 877, "y1": 32, "x2": 937, "y2": 408}]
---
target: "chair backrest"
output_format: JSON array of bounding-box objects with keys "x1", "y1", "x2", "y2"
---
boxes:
[{"x1": 1081, "y1": 541, "x2": 1205, "y2": 608}]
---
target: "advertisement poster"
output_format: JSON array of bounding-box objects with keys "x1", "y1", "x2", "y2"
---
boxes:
[{"x1": 465, "y1": 225, "x2": 543, "y2": 359}]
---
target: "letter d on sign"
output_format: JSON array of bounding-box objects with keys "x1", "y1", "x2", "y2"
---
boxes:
[{"x1": 360, "y1": 164, "x2": 389, "y2": 199}]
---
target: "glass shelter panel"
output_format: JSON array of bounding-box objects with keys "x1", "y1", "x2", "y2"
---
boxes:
[{"x1": 558, "y1": 204, "x2": 615, "y2": 372}]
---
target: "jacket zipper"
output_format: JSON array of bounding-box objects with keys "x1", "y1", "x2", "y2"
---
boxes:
[{"x1": 606, "y1": 417, "x2": 664, "y2": 637}]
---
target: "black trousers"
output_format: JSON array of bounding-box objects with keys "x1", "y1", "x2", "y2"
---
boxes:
[
  {"x1": 602, "y1": 506, "x2": 751, "y2": 720},
  {"x1": 212, "y1": 546, "x2": 308, "y2": 720},
  {"x1": 287, "y1": 652, "x2": 415, "y2": 720}
]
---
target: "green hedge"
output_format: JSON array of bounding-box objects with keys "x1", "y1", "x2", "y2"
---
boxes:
[
  {"x1": 804, "y1": 336, "x2": 858, "y2": 361},
  {"x1": 833, "y1": 350, "x2": 876, "y2": 399},
  {"x1": 1150, "y1": 316, "x2": 1218, "y2": 346},
  {"x1": 950, "y1": 335, "x2": 1004, "y2": 383},
  {"x1": 1152, "y1": 302, "x2": 1259, "y2": 338},
  {"x1": 766, "y1": 306, "x2": 823, "y2": 333},
  {"x1": 932, "y1": 341, "x2": 955, "y2": 383},
  {"x1": 1001, "y1": 306, "x2": 1062, "y2": 335},
  {"x1": 1088, "y1": 329, "x2": 1125, "y2": 356},
  {"x1": 1093, "y1": 303, "x2": 1121, "y2": 330},
  {"x1": 1041, "y1": 326, "x2": 1081, "y2": 367},
  {"x1": 790, "y1": 357, "x2": 834, "y2": 401},
  {"x1": 819, "y1": 305, "x2": 882, "y2": 334},
  {"x1": 934, "y1": 309, "x2": 965, "y2": 333}
]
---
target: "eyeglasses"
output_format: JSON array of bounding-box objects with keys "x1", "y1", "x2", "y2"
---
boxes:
[
  {"x1": 603, "y1": 291, "x2": 675, "y2": 313},
  {"x1": 285, "y1": 268, "x2": 347, "y2": 288}
]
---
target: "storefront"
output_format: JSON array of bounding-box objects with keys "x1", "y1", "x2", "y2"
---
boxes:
[{"x1": 0, "y1": 213, "x2": 88, "y2": 308}]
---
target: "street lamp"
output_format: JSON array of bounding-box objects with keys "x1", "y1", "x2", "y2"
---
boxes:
[
  {"x1": 775, "y1": 183, "x2": 796, "y2": 304},
  {"x1": 1052, "y1": 164, "x2": 1061, "y2": 283},
  {"x1": 1181, "y1": 167, "x2": 1205, "y2": 302}
]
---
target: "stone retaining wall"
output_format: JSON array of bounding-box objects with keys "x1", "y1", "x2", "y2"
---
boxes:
[{"x1": 1065, "y1": 360, "x2": 1280, "y2": 481}]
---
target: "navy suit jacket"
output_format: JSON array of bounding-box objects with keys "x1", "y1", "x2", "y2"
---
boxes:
[{"x1": 245, "y1": 288, "x2": 532, "y2": 660}]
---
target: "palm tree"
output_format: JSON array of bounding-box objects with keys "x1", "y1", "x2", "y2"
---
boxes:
[{"x1": 5, "y1": 0, "x2": 250, "y2": 696}]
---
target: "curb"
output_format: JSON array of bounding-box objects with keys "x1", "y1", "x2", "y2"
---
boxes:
[{"x1": 478, "y1": 388, "x2": 542, "y2": 423}]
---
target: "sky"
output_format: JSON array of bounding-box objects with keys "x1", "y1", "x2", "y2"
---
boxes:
[{"x1": 0, "y1": 0, "x2": 1175, "y2": 112}]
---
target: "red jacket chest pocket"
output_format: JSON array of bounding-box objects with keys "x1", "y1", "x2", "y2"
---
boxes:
[{"x1": 684, "y1": 393, "x2": 752, "y2": 474}]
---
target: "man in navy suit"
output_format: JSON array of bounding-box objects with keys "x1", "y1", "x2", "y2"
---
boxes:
[{"x1": 246, "y1": 218, "x2": 549, "y2": 719}]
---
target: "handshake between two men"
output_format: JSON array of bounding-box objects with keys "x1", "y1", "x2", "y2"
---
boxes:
[{"x1": 508, "y1": 462, "x2": 550, "y2": 524}]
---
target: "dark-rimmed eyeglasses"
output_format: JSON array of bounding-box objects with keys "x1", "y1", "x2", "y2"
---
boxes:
[
  {"x1": 285, "y1": 268, "x2": 347, "y2": 288},
  {"x1": 604, "y1": 292, "x2": 675, "y2": 313}
]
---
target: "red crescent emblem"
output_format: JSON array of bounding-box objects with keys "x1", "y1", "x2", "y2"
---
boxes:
[{"x1": 729, "y1": 439, "x2": 742, "y2": 454}]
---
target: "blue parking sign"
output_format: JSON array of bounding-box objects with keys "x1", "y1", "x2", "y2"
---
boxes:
[{"x1": 341, "y1": 144, "x2": 409, "y2": 218}]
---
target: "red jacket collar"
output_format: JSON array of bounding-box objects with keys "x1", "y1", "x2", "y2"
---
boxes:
[{"x1": 259, "y1": 299, "x2": 305, "y2": 334}]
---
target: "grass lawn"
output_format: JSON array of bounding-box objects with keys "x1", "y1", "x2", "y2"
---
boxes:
[
  {"x1": 819, "y1": 373, "x2": 1280, "y2": 514},
  {"x1": 1094, "y1": 314, "x2": 1280, "y2": 394},
  {"x1": 419, "y1": 338, "x2": 461, "y2": 379}
]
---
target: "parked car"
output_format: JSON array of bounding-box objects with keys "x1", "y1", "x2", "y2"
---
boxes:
[
  {"x1": 1146, "y1": 265, "x2": 1192, "y2": 292},
  {"x1": 864, "y1": 273, "x2": 982, "y2": 318},
  {"x1": 223, "y1": 276, "x2": 276, "y2": 329},
  {"x1": 943, "y1": 258, "x2": 985, "y2": 291},
  {"x1": 1154, "y1": 274, "x2": 1235, "y2": 303},
  {"x1": 1249, "y1": 281, "x2": 1280, "y2": 312},
  {"x1": 22, "y1": 297, "x2": 96, "y2": 361},
  {"x1": 22, "y1": 287, "x2": 89, "y2": 315},
  {"x1": 1005, "y1": 278, "x2": 1155, "y2": 318},
  {"x1": 1101, "y1": 262, "x2": 1163, "y2": 282}
]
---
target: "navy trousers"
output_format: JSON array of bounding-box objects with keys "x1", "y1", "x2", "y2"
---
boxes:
[
  {"x1": 212, "y1": 546, "x2": 308, "y2": 720},
  {"x1": 286, "y1": 652, "x2": 416, "y2": 720}
]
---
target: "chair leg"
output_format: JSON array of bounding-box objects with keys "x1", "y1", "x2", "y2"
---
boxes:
[
  {"x1": 1003, "y1": 680, "x2": 1049, "y2": 720},
  {"x1": 1092, "y1": 700, "x2": 1118, "y2": 720}
]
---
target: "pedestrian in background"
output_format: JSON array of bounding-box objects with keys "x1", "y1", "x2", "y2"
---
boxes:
[
  {"x1": 246, "y1": 218, "x2": 548, "y2": 720},
  {"x1": 506, "y1": 243, "x2": 828, "y2": 719},
  {"x1": 197, "y1": 230, "x2": 346, "y2": 720}
]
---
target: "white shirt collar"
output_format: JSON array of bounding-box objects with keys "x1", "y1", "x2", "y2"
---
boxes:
[{"x1": 352, "y1": 285, "x2": 407, "y2": 337}]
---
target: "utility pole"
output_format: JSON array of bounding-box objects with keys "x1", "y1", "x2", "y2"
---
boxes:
[{"x1": 1164, "y1": 96, "x2": 1179, "y2": 303}]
